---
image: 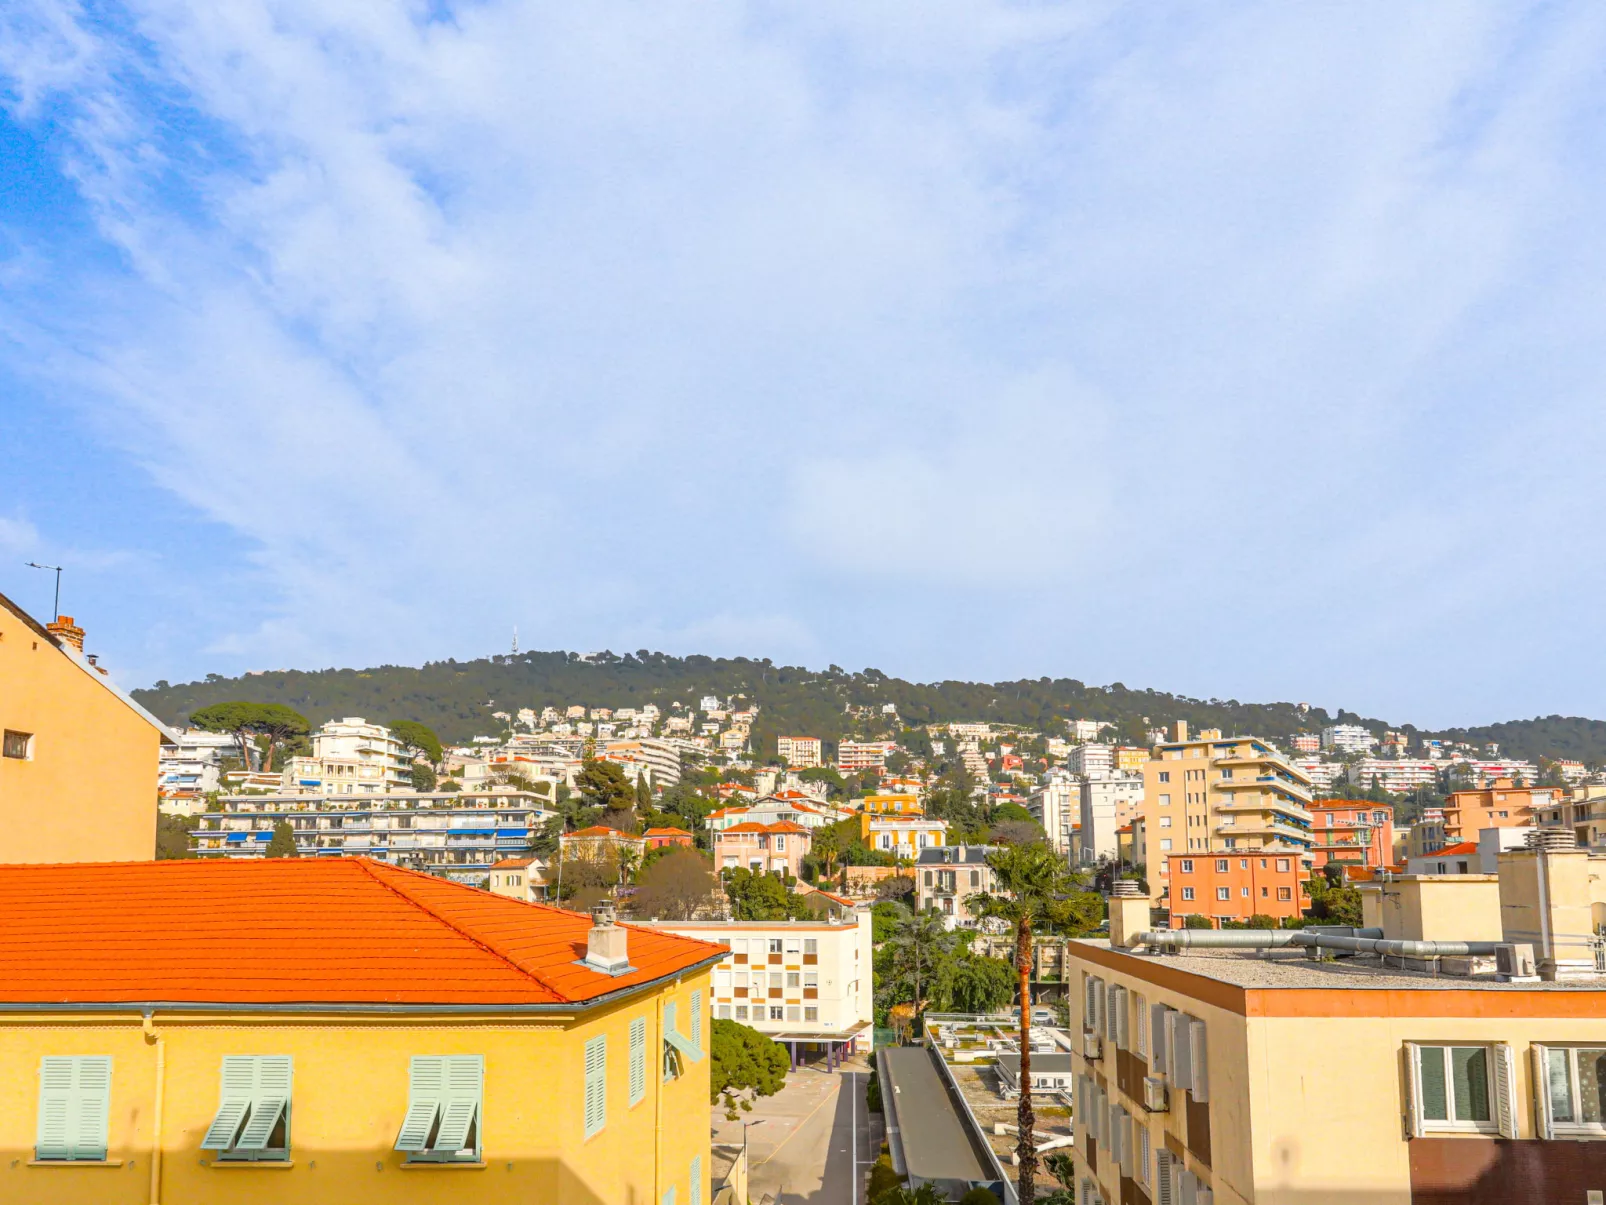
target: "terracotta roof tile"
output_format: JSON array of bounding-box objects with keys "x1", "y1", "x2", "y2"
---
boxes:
[
  {"x1": 643, "y1": 827, "x2": 691, "y2": 837},
  {"x1": 0, "y1": 858, "x2": 723, "y2": 1008}
]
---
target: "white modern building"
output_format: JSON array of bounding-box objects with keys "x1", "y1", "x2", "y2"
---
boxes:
[
  {"x1": 157, "y1": 729, "x2": 240, "y2": 811},
  {"x1": 282, "y1": 716, "x2": 413, "y2": 796},
  {"x1": 1030, "y1": 770, "x2": 1079, "y2": 857},
  {"x1": 777, "y1": 735, "x2": 824, "y2": 768},
  {"x1": 1347, "y1": 758, "x2": 1441, "y2": 794},
  {"x1": 1079, "y1": 771, "x2": 1144, "y2": 864},
  {"x1": 838, "y1": 740, "x2": 897, "y2": 772},
  {"x1": 1290, "y1": 758, "x2": 1345, "y2": 792},
  {"x1": 1320, "y1": 724, "x2": 1377, "y2": 754},
  {"x1": 1066, "y1": 743, "x2": 1115, "y2": 777},
  {"x1": 647, "y1": 905, "x2": 874, "y2": 1067}
]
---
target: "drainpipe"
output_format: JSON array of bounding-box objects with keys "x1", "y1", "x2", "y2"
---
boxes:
[
  {"x1": 143, "y1": 1011, "x2": 165, "y2": 1205},
  {"x1": 1536, "y1": 846, "x2": 1555, "y2": 979},
  {"x1": 1134, "y1": 929, "x2": 1503, "y2": 959},
  {"x1": 655, "y1": 992, "x2": 664, "y2": 1205}
]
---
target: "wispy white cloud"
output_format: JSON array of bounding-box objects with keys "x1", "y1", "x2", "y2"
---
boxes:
[{"x1": 3, "y1": 1, "x2": 1606, "y2": 724}]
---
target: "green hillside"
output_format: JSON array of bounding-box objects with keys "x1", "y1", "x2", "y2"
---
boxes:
[{"x1": 130, "y1": 650, "x2": 1606, "y2": 766}]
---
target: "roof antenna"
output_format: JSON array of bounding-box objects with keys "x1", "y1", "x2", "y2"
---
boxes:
[{"x1": 512, "y1": 625, "x2": 519, "y2": 656}]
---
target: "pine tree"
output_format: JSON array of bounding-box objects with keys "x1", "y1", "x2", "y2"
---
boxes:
[{"x1": 264, "y1": 821, "x2": 299, "y2": 858}]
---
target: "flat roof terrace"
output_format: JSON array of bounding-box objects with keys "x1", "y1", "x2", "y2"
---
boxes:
[{"x1": 879, "y1": 1047, "x2": 998, "y2": 1190}]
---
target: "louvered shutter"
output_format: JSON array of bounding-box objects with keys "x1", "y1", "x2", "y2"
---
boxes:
[
  {"x1": 1155, "y1": 1149, "x2": 1174, "y2": 1205},
  {"x1": 1134, "y1": 994, "x2": 1148, "y2": 1056},
  {"x1": 630, "y1": 1017, "x2": 647, "y2": 1105},
  {"x1": 71, "y1": 1057, "x2": 111, "y2": 1162},
  {"x1": 1120, "y1": 1108, "x2": 1135, "y2": 1177},
  {"x1": 1151, "y1": 1004, "x2": 1169, "y2": 1076},
  {"x1": 584, "y1": 1036, "x2": 608, "y2": 1138},
  {"x1": 662, "y1": 1185, "x2": 676, "y2": 1205},
  {"x1": 433, "y1": 1057, "x2": 483, "y2": 1152},
  {"x1": 202, "y1": 1058, "x2": 256, "y2": 1150},
  {"x1": 1492, "y1": 1044, "x2": 1518, "y2": 1139},
  {"x1": 1169, "y1": 1013, "x2": 1193, "y2": 1092},
  {"x1": 1179, "y1": 1167, "x2": 1199, "y2": 1205},
  {"x1": 1084, "y1": 975, "x2": 1097, "y2": 1031},
  {"x1": 690, "y1": 990, "x2": 702, "y2": 1049},
  {"x1": 1189, "y1": 1020, "x2": 1209, "y2": 1103},
  {"x1": 1111, "y1": 985, "x2": 1126, "y2": 1049},
  {"x1": 38, "y1": 1056, "x2": 111, "y2": 1162},
  {"x1": 1076, "y1": 1074, "x2": 1089, "y2": 1138},
  {"x1": 1532, "y1": 1044, "x2": 1555, "y2": 1140},
  {"x1": 691, "y1": 1154, "x2": 704, "y2": 1205},
  {"x1": 235, "y1": 1057, "x2": 293, "y2": 1151},
  {"x1": 1403, "y1": 1043, "x2": 1424, "y2": 1139},
  {"x1": 396, "y1": 1057, "x2": 445, "y2": 1151},
  {"x1": 1139, "y1": 1123, "x2": 1151, "y2": 1186}
]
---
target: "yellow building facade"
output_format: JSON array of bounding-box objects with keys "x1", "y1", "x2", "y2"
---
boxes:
[
  {"x1": 0, "y1": 858, "x2": 723, "y2": 1204},
  {"x1": 0, "y1": 592, "x2": 170, "y2": 862}
]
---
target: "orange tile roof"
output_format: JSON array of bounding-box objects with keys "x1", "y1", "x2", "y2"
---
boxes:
[
  {"x1": 491, "y1": 857, "x2": 536, "y2": 868},
  {"x1": 644, "y1": 827, "x2": 691, "y2": 837},
  {"x1": 1423, "y1": 841, "x2": 1479, "y2": 858},
  {"x1": 717, "y1": 821, "x2": 810, "y2": 836},
  {"x1": 566, "y1": 825, "x2": 635, "y2": 839},
  {"x1": 0, "y1": 859, "x2": 724, "y2": 1008}
]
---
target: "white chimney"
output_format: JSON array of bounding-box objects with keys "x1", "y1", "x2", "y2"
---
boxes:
[{"x1": 584, "y1": 900, "x2": 631, "y2": 974}]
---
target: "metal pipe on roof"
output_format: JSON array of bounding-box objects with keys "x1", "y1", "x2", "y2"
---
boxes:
[{"x1": 1131, "y1": 929, "x2": 1502, "y2": 957}]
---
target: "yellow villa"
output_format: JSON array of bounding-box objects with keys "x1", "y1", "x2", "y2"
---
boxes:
[
  {"x1": 0, "y1": 592, "x2": 172, "y2": 862},
  {"x1": 0, "y1": 857, "x2": 723, "y2": 1204}
]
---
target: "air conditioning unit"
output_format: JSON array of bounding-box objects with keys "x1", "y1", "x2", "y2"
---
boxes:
[
  {"x1": 1143, "y1": 1075, "x2": 1169, "y2": 1112},
  {"x1": 1496, "y1": 943, "x2": 1538, "y2": 981},
  {"x1": 1082, "y1": 1032, "x2": 1103, "y2": 1060}
]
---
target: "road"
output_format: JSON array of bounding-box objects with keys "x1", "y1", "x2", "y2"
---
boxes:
[{"x1": 747, "y1": 1062, "x2": 873, "y2": 1205}]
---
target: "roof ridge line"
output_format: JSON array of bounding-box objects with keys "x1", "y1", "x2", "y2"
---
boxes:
[{"x1": 350, "y1": 858, "x2": 577, "y2": 1000}]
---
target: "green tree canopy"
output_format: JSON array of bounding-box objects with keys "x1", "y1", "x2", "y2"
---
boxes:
[
  {"x1": 189, "y1": 702, "x2": 310, "y2": 773},
  {"x1": 577, "y1": 758, "x2": 636, "y2": 813},
  {"x1": 264, "y1": 821, "x2": 299, "y2": 858},
  {"x1": 390, "y1": 720, "x2": 443, "y2": 764},
  {"x1": 155, "y1": 813, "x2": 196, "y2": 860},
  {"x1": 709, "y1": 1018, "x2": 789, "y2": 1106}
]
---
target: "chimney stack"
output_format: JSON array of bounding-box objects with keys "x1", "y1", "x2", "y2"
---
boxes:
[
  {"x1": 584, "y1": 899, "x2": 631, "y2": 974},
  {"x1": 47, "y1": 616, "x2": 85, "y2": 653},
  {"x1": 1175, "y1": 720, "x2": 1189, "y2": 743}
]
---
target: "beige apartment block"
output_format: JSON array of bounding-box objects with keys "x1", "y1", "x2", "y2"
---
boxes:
[
  {"x1": 1139, "y1": 723, "x2": 1315, "y2": 906},
  {"x1": 1069, "y1": 845, "x2": 1606, "y2": 1205}
]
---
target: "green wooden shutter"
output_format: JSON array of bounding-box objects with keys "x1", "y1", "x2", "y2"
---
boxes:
[
  {"x1": 396, "y1": 1057, "x2": 445, "y2": 1151},
  {"x1": 433, "y1": 1057, "x2": 483, "y2": 1152},
  {"x1": 236, "y1": 1057, "x2": 293, "y2": 1151},
  {"x1": 690, "y1": 1154, "x2": 703, "y2": 1205},
  {"x1": 37, "y1": 1057, "x2": 111, "y2": 1162},
  {"x1": 202, "y1": 1057, "x2": 260, "y2": 1149},
  {"x1": 629, "y1": 1017, "x2": 647, "y2": 1105},
  {"x1": 690, "y1": 991, "x2": 702, "y2": 1049},
  {"x1": 662, "y1": 1185, "x2": 677, "y2": 1205},
  {"x1": 584, "y1": 1036, "x2": 607, "y2": 1138}
]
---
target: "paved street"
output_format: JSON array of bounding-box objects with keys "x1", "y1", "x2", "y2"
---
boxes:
[{"x1": 710, "y1": 1057, "x2": 874, "y2": 1204}]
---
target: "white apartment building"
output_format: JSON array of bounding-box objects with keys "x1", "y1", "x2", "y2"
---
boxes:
[
  {"x1": 598, "y1": 737, "x2": 683, "y2": 787},
  {"x1": 1067, "y1": 743, "x2": 1115, "y2": 777},
  {"x1": 1347, "y1": 758, "x2": 1441, "y2": 794},
  {"x1": 838, "y1": 740, "x2": 897, "y2": 772},
  {"x1": 1071, "y1": 719, "x2": 1113, "y2": 742},
  {"x1": 647, "y1": 907, "x2": 874, "y2": 1065},
  {"x1": 1290, "y1": 758, "x2": 1345, "y2": 791},
  {"x1": 306, "y1": 717, "x2": 412, "y2": 794},
  {"x1": 947, "y1": 722, "x2": 992, "y2": 739},
  {"x1": 1320, "y1": 723, "x2": 1377, "y2": 754},
  {"x1": 1459, "y1": 758, "x2": 1539, "y2": 787},
  {"x1": 157, "y1": 729, "x2": 240, "y2": 810},
  {"x1": 1079, "y1": 771, "x2": 1144, "y2": 864},
  {"x1": 777, "y1": 735, "x2": 823, "y2": 768},
  {"x1": 1030, "y1": 771, "x2": 1079, "y2": 857}
]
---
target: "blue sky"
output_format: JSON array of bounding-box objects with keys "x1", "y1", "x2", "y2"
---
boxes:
[{"x1": 3, "y1": 1, "x2": 1606, "y2": 728}]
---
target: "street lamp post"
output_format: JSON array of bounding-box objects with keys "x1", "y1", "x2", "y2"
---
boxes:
[{"x1": 25, "y1": 562, "x2": 62, "y2": 620}]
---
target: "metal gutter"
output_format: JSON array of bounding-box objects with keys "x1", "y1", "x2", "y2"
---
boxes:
[{"x1": 0, "y1": 952, "x2": 728, "y2": 1017}]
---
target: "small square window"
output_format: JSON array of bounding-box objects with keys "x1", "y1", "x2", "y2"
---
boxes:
[
  {"x1": 2, "y1": 730, "x2": 33, "y2": 760},
  {"x1": 805, "y1": 1007, "x2": 819, "y2": 1022},
  {"x1": 1216, "y1": 887, "x2": 1230, "y2": 901},
  {"x1": 769, "y1": 1007, "x2": 783, "y2": 1021}
]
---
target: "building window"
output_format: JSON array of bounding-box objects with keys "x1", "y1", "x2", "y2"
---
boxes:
[
  {"x1": 1160, "y1": 839, "x2": 1172, "y2": 851},
  {"x1": 1216, "y1": 888, "x2": 1230, "y2": 902},
  {"x1": 716, "y1": 1005, "x2": 732, "y2": 1020},
  {"x1": 787, "y1": 1007, "x2": 800, "y2": 1022},
  {"x1": 805, "y1": 1007, "x2": 819, "y2": 1022},
  {"x1": 786, "y1": 973, "x2": 800, "y2": 989},
  {"x1": 1276, "y1": 859, "x2": 1290, "y2": 872},
  {"x1": 735, "y1": 1006, "x2": 748, "y2": 1021},
  {"x1": 1411, "y1": 1045, "x2": 1497, "y2": 1133},
  {"x1": 202, "y1": 1056, "x2": 293, "y2": 1161},
  {"x1": 1159, "y1": 772, "x2": 1170, "y2": 783},
  {"x1": 1181, "y1": 887, "x2": 1195, "y2": 901},
  {"x1": 1215, "y1": 859, "x2": 1229, "y2": 873},
  {"x1": 34, "y1": 1056, "x2": 112, "y2": 1161},
  {"x1": 804, "y1": 938, "x2": 817, "y2": 955},
  {"x1": 1179, "y1": 859, "x2": 1192, "y2": 873},
  {"x1": 1542, "y1": 1046, "x2": 1606, "y2": 1132},
  {"x1": 3, "y1": 730, "x2": 33, "y2": 760},
  {"x1": 398, "y1": 1055, "x2": 485, "y2": 1159},
  {"x1": 770, "y1": 1007, "x2": 783, "y2": 1021}
]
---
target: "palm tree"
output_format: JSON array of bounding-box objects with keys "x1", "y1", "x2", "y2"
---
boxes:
[{"x1": 965, "y1": 844, "x2": 1087, "y2": 1205}]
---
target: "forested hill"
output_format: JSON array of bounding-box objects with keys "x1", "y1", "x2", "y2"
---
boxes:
[{"x1": 130, "y1": 650, "x2": 1606, "y2": 765}]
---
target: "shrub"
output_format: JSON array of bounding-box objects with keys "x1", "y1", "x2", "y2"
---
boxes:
[{"x1": 1181, "y1": 914, "x2": 1215, "y2": 930}]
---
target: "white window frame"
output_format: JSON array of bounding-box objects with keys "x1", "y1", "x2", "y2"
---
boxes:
[
  {"x1": 1534, "y1": 1044, "x2": 1606, "y2": 1138},
  {"x1": 1405, "y1": 1042, "x2": 1511, "y2": 1137}
]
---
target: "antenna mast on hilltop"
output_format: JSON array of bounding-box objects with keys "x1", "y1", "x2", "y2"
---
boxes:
[{"x1": 512, "y1": 626, "x2": 519, "y2": 656}]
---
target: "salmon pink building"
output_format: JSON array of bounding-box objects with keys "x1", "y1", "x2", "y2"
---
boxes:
[
  {"x1": 1166, "y1": 852, "x2": 1303, "y2": 927},
  {"x1": 712, "y1": 821, "x2": 811, "y2": 878}
]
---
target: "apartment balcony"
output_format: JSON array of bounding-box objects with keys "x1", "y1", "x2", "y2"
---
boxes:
[{"x1": 1217, "y1": 775, "x2": 1313, "y2": 803}]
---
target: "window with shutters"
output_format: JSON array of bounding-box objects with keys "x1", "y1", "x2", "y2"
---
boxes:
[
  {"x1": 1536, "y1": 1045, "x2": 1606, "y2": 1136},
  {"x1": 201, "y1": 1056, "x2": 293, "y2": 1161},
  {"x1": 395, "y1": 1055, "x2": 484, "y2": 1161},
  {"x1": 1133, "y1": 993, "x2": 1148, "y2": 1057},
  {"x1": 582, "y1": 1037, "x2": 608, "y2": 1138},
  {"x1": 664, "y1": 998, "x2": 706, "y2": 1081},
  {"x1": 691, "y1": 991, "x2": 703, "y2": 1047},
  {"x1": 35, "y1": 1056, "x2": 111, "y2": 1162},
  {"x1": 630, "y1": 1017, "x2": 648, "y2": 1107},
  {"x1": 1408, "y1": 1044, "x2": 1500, "y2": 1134},
  {"x1": 690, "y1": 1153, "x2": 705, "y2": 1205}
]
